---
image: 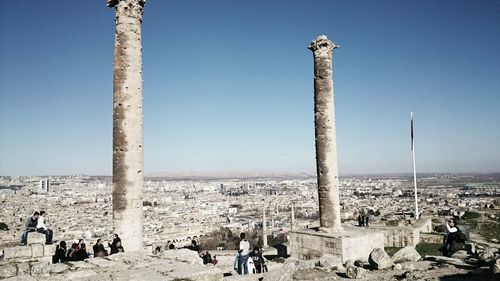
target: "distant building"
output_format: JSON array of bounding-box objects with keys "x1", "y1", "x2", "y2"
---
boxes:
[{"x1": 39, "y1": 179, "x2": 50, "y2": 193}]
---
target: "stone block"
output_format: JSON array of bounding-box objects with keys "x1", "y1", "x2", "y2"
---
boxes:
[
  {"x1": 3, "y1": 246, "x2": 33, "y2": 259},
  {"x1": 17, "y1": 262, "x2": 30, "y2": 275},
  {"x1": 44, "y1": 244, "x2": 57, "y2": 257},
  {"x1": 30, "y1": 259, "x2": 51, "y2": 277},
  {"x1": 368, "y1": 248, "x2": 394, "y2": 270},
  {"x1": 27, "y1": 232, "x2": 46, "y2": 245},
  {"x1": 31, "y1": 244, "x2": 44, "y2": 258},
  {"x1": 391, "y1": 246, "x2": 421, "y2": 263},
  {"x1": 0, "y1": 264, "x2": 17, "y2": 279},
  {"x1": 50, "y1": 263, "x2": 69, "y2": 274}
]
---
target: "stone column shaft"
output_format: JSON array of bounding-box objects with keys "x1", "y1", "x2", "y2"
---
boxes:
[
  {"x1": 262, "y1": 207, "x2": 268, "y2": 248},
  {"x1": 291, "y1": 201, "x2": 295, "y2": 231},
  {"x1": 109, "y1": 0, "x2": 145, "y2": 252},
  {"x1": 309, "y1": 35, "x2": 343, "y2": 233}
]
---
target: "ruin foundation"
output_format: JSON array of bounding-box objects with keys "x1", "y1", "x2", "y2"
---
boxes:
[{"x1": 290, "y1": 226, "x2": 385, "y2": 263}]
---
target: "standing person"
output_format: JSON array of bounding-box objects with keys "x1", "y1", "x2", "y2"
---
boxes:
[
  {"x1": 238, "y1": 233, "x2": 251, "y2": 275},
  {"x1": 357, "y1": 214, "x2": 363, "y2": 227},
  {"x1": 36, "y1": 211, "x2": 53, "y2": 245},
  {"x1": 365, "y1": 216, "x2": 370, "y2": 227},
  {"x1": 249, "y1": 246, "x2": 265, "y2": 274},
  {"x1": 21, "y1": 211, "x2": 39, "y2": 245}
]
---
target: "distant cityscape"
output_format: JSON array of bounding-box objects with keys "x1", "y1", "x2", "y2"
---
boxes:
[{"x1": 1, "y1": 173, "x2": 498, "y2": 248}]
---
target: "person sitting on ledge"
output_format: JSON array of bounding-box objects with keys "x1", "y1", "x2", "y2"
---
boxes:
[
  {"x1": 108, "y1": 234, "x2": 121, "y2": 255},
  {"x1": 20, "y1": 211, "x2": 39, "y2": 246},
  {"x1": 36, "y1": 211, "x2": 54, "y2": 245}
]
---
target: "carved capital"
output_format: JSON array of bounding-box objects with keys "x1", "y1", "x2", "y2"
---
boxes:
[
  {"x1": 308, "y1": 35, "x2": 338, "y2": 57},
  {"x1": 108, "y1": 0, "x2": 145, "y2": 21}
]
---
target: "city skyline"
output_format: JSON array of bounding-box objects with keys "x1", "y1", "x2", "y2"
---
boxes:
[{"x1": 1, "y1": 1, "x2": 499, "y2": 176}]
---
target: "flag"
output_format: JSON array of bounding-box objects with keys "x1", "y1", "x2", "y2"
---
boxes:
[{"x1": 410, "y1": 112, "x2": 414, "y2": 151}]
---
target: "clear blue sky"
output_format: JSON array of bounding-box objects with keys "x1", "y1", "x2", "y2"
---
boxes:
[{"x1": 1, "y1": 1, "x2": 499, "y2": 176}]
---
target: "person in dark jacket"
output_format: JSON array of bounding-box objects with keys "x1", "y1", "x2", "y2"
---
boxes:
[
  {"x1": 52, "y1": 241, "x2": 67, "y2": 263},
  {"x1": 73, "y1": 243, "x2": 89, "y2": 261},
  {"x1": 20, "y1": 211, "x2": 39, "y2": 245},
  {"x1": 108, "y1": 234, "x2": 121, "y2": 255},
  {"x1": 93, "y1": 239, "x2": 103, "y2": 257},
  {"x1": 249, "y1": 247, "x2": 266, "y2": 273},
  {"x1": 67, "y1": 243, "x2": 78, "y2": 261}
]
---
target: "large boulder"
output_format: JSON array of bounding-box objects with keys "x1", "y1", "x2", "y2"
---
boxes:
[
  {"x1": 451, "y1": 250, "x2": 468, "y2": 260},
  {"x1": 346, "y1": 266, "x2": 366, "y2": 279},
  {"x1": 319, "y1": 254, "x2": 343, "y2": 270},
  {"x1": 368, "y1": 248, "x2": 394, "y2": 270},
  {"x1": 160, "y1": 248, "x2": 203, "y2": 265},
  {"x1": 479, "y1": 247, "x2": 498, "y2": 263},
  {"x1": 391, "y1": 246, "x2": 421, "y2": 263},
  {"x1": 265, "y1": 260, "x2": 297, "y2": 281}
]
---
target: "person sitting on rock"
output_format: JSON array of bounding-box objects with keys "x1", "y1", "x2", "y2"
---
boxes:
[
  {"x1": 442, "y1": 217, "x2": 466, "y2": 257},
  {"x1": 52, "y1": 241, "x2": 67, "y2": 263},
  {"x1": 116, "y1": 241, "x2": 124, "y2": 253},
  {"x1": 211, "y1": 255, "x2": 218, "y2": 265},
  {"x1": 73, "y1": 243, "x2": 89, "y2": 261},
  {"x1": 67, "y1": 242, "x2": 78, "y2": 261},
  {"x1": 202, "y1": 251, "x2": 212, "y2": 264},
  {"x1": 96, "y1": 243, "x2": 108, "y2": 257},
  {"x1": 36, "y1": 211, "x2": 53, "y2": 245},
  {"x1": 20, "y1": 211, "x2": 39, "y2": 246},
  {"x1": 108, "y1": 234, "x2": 121, "y2": 255},
  {"x1": 185, "y1": 239, "x2": 200, "y2": 252}
]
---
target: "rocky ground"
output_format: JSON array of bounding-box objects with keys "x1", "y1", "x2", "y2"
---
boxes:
[{"x1": 1, "y1": 247, "x2": 499, "y2": 281}]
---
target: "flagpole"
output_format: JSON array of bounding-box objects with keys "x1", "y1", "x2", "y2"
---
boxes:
[{"x1": 411, "y1": 112, "x2": 419, "y2": 220}]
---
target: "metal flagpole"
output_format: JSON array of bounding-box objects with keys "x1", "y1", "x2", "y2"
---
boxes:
[{"x1": 411, "y1": 112, "x2": 419, "y2": 220}]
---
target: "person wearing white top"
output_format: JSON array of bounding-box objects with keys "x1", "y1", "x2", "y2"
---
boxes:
[
  {"x1": 442, "y1": 218, "x2": 457, "y2": 257},
  {"x1": 36, "y1": 211, "x2": 53, "y2": 244},
  {"x1": 238, "y1": 233, "x2": 251, "y2": 275}
]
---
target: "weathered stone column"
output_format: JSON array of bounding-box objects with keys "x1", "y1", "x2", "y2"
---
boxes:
[
  {"x1": 262, "y1": 207, "x2": 268, "y2": 248},
  {"x1": 308, "y1": 35, "x2": 343, "y2": 233},
  {"x1": 108, "y1": 0, "x2": 145, "y2": 252},
  {"x1": 290, "y1": 201, "x2": 295, "y2": 231}
]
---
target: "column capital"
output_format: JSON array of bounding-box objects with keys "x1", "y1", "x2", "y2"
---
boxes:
[
  {"x1": 108, "y1": 0, "x2": 146, "y2": 21},
  {"x1": 308, "y1": 35, "x2": 338, "y2": 57}
]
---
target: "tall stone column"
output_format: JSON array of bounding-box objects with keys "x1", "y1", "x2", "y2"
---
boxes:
[
  {"x1": 262, "y1": 207, "x2": 268, "y2": 248},
  {"x1": 308, "y1": 35, "x2": 343, "y2": 233},
  {"x1": 290, "y1": 201, "x2": 295, "y2": 231},
  {"x1": 108, "y1": 0, "x2": 145, "y2": 252}
]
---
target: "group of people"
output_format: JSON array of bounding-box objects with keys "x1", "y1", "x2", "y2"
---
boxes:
[
  {"x1": 52, "y1": 234, "x2": 124, "y2": 263},
  {"x1": 234, "y1": 233, "x2": 267, "y2": 275},
  {"x1": 357, "y1": 214, "x2": 370, "y2": 227},
  {"x1": 20, "y1": 211, "x2": 54, "y2": 245}
]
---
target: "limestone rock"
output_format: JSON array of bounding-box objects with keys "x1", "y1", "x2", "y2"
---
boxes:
[
  {"x1": 30, "y1": 244, "x2": 44, "y2": 258},
  {"x1": 85, "y1": 257, "x2": 117, "y2": 268},
  {"x1": 68, "y1": 261, "x2": 95, "y2": 269},
  {"x1": 44, "y1": 244, "x2": 57, "y2": 257},
  {"x1": 160, "y1": 248, "x2": 203, "y2": 265},
  {"x1": 285, "y1": 257, "x2": 317, "y2": 270},
  {"x1": 344, "y1": 259, "x2": 356, "y2": 268},
  {"x1": 451, "y1": 250, "x2": 468, "y2": 260},
  {"x1": 393, "y1": 263, "x2": 402, "y2": 271},
  {"x1": 16, "y1": 262, "x2": 30, "y2": 275},
  {"x1": 319, "y1": 253, "x2": 343, "y2": 270},
  {"x1": 3, "y1": 246, "x2": 32, "y2": 259},
  {"x1": 493, "y1": 257, "x2": 500, "y2": 275},
  {"x1": 0, "y1": 264, "x2": 17, "y2": 279},
  {"x1": 265, "y1": 260, "x2": 297, "y2": 281},
  {"x1": 479, "y1": 247, "x2": 498, "y2": 263},
  {"x1": 64, "y1": 269, "x2": 98, "y2": 280},
  {"x1": 368, "y1": 248, "x2": 394, "y2": 270},
  {"x1": 30, "y1": 259, "x2": 51, "y2": 276},
  {"x1": 391, "y1": 246, "x2": 421, "y2": 263},
  {"x1": 27, "y1": 232, "x2": 46, "y2": 245},
  {"x1": 402, "y1": 263, "x2": 416, "y2": 272},
  {"x1": 2, "y1": 276, "x2": 38, "y2": 281},
  {"x1": 346, "y1": 265, "x2": 366, "y2": 279},
  {"x1": 50, "y1": 263, "x2": 69, "y2": 274}
]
